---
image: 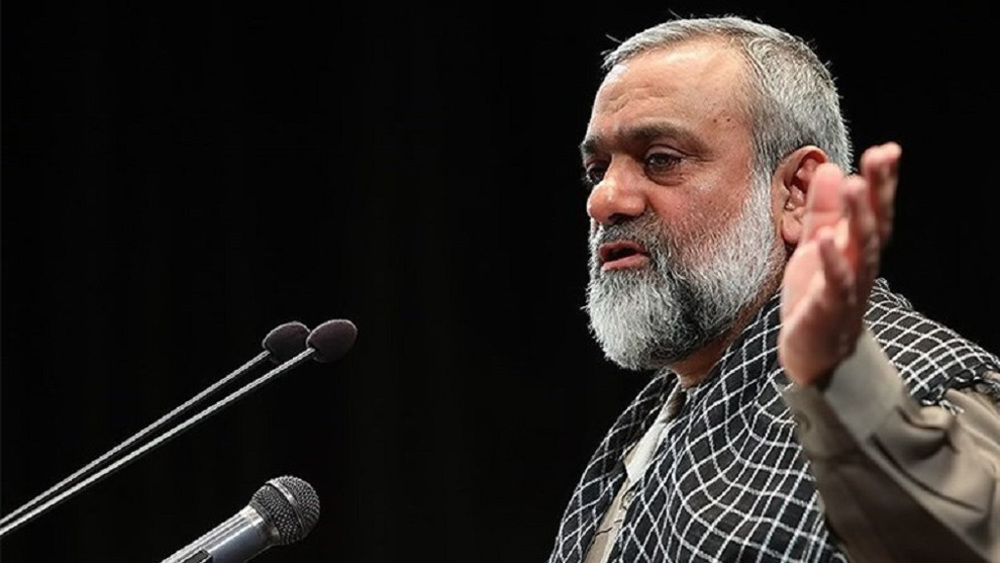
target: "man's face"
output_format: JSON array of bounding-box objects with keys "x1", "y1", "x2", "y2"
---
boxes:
[{"x1": 581, "y1": 40, "x2": 784, "y2": 371}]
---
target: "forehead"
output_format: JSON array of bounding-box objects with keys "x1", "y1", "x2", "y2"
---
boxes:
[{"x1": 585, "y1": 39, "x2": 749, "y2": 146}]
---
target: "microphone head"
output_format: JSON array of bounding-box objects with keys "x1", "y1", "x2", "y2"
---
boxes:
[
  {"x1": 306, "y1": 319, "x2": 358, "y2": 363},
  {"x1": 262, "y1": 321, "x2": 310, "y2": 363},
  {"x1": 249, "y1": 475, "x2": 321, "y2": 545}
]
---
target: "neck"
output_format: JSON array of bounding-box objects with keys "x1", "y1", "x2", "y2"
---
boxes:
[
  {"x1": 672, "y1": 337, "x2": 733, "y2": 388},
  {"x1": 671, "y1": 281, "x2": 781, "y2": 389}
]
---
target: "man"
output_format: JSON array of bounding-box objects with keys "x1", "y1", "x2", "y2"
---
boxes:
[{"x1": 548, "y1": 15, "x2": 999, "y2": 563}]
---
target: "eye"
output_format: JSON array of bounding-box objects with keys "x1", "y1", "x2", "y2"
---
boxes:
[
  {"x1": 582, "y1": 162, "x2": 607, "y2": 189},
  {"x1": 644, "y1": 151, "x2": 681, "y2": 177}
]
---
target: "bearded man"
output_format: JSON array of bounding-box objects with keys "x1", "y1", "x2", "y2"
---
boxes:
[{"x1": 548, "y1": 15, "x2": 1000, "y2": 563}]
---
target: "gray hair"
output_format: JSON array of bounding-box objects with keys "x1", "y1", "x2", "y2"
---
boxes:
[{"x1": 601, "y1": 16, "x2": 853, "y2": 178}]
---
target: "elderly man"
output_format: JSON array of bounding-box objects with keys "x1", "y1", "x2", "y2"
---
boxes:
[{"x1": 548, "y1": 15, "x2": 1000, "y2": 563}]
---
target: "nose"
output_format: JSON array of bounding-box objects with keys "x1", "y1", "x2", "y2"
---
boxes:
[{"x1": 586, "y1": 159, "x2": 646, "y2": 226}]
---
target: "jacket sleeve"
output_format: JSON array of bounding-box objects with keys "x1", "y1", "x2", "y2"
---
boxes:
[{"x1": 781, "y1": 329, "x2": 1000, "y2": 563}]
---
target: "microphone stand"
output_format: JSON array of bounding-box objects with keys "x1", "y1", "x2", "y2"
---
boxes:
[{"x1": 0, "y1": 347, "x2": 318, "y2": 539}]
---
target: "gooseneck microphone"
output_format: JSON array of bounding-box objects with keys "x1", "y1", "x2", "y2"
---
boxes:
[
  {"x1": 302, "y1": 319, "x2": 358, "y2": 363},
  {"x1": 161, "y1": 476, "x2": 321, "y2": 563},
  {"x1": 0, "y1": 319, "x2": 355, "y2": 539},
  {"x1": 0, "y1": 321, "x2": 308, "y2": 535},
  {"x1": 261, "y1": 322, "x2": 312, "y2": 364}
]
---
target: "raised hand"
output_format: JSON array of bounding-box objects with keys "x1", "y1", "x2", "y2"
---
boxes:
[{"x1": 778, "y1": 142, "x2": 902, "y2": 386}]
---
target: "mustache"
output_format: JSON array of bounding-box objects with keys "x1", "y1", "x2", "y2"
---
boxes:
[{"x1": 589, "y1": 213, "x2": 671, "y2": 265}]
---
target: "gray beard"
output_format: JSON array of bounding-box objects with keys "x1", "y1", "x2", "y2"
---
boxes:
[{"x1": 584, "y1": 181, "x2": 781, "y2": 371}]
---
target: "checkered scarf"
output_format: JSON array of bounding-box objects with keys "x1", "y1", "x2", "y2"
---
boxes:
[{"x1": 548, "y1": 278, "x2": 999, "y2": 562}]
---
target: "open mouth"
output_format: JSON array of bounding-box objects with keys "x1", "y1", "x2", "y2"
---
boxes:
[{"x1": 598, "y1": 240, "x2": 650, "y2": 271}]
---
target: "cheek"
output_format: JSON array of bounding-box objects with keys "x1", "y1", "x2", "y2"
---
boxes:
[
  {"x1": 647, "y1": 187, "x2": 737, "y2": 238},
  {"x1": 645, "y1": 194, "x2": 707, "y2": 258}
]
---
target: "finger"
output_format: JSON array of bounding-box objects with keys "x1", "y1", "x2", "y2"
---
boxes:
[
  {"x1": 818, "y1": 225, "x2": 856, "y2": 306},
  {"x1": 859, "y1": 142, "x2": 902, "y2": 244},
  {"x1": 844, "y1": 176, "x2": 877, "y2": 252},
  {"x1": 802, "y1": 162, "x2": 847, "y2": 242},
  {"x1": 844, "y1": 175, "x2": 881, "y2": 285}
]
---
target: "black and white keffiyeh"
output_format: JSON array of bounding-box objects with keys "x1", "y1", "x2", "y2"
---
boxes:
[{"x1": 548, "y1": 278, "x2": 999, "y2": 563}]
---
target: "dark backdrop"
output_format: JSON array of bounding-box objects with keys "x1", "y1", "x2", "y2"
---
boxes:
[{"x1": 2, "y1": 2, "x2": 996, "y2": 561}]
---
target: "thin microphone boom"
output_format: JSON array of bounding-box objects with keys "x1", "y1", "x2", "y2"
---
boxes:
[
  {"x1": 0, "y1": 319, "x2": 355, "y2": 537},
  {"x1": 0, "y1": 321, "x2": 312, "y2": 537}
]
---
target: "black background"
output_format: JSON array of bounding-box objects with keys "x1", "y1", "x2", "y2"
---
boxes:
[{"x1": 2, "y1": 2, "x2": 996, "y2": 562}]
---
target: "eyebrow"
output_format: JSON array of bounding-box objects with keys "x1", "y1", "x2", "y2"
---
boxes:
[{"x1": 579, "y1": 122, "x2": 704, "y2": 160}]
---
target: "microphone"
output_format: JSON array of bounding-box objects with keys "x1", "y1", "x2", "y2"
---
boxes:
[
  {"x1": 305, "y1": 319, "x2": 358, "y2": 363},
  {"x1": 161, "y1": 475, "x2": 321, "y2": 563},
  {"x1": 0, "y1": 322, "x2": 309, "y2": 534},
  {"x1": 0, "y1": 320, "x2": 337, "y2": 539},
  {"x1": 262, "y1": 322, "x2": 311, "y2": 364}
]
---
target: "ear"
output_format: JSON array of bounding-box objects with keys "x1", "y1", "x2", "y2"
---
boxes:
[{"x1": 776, "y1": 146, "x2": 828, "y2": 247}]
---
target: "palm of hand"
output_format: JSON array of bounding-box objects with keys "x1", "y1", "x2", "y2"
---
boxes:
[
  {"x1": 779, "y1": 216, "x2": 861, "y2": 385},
  {"x1": 777, "y1": 142, "x2": 900, "y2": 386}
]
